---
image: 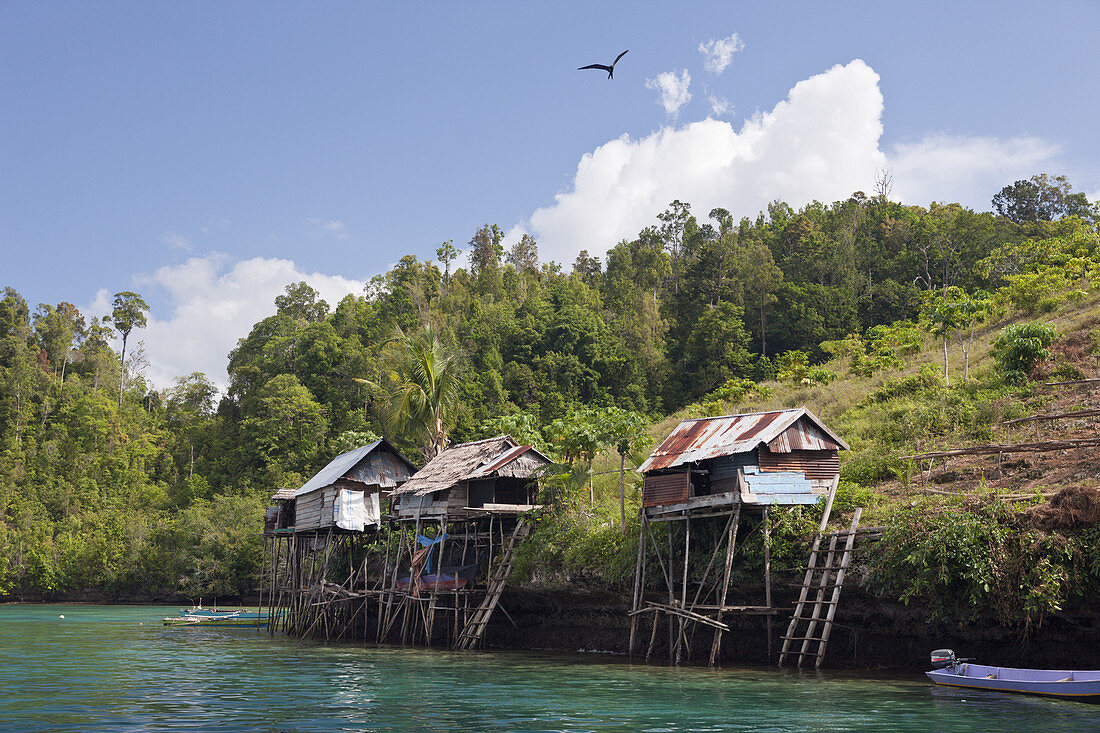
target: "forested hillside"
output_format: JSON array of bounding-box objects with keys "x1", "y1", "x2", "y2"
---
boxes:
[{"x1": 2, "y1": 173, "x2": 1098, "y2": 609}]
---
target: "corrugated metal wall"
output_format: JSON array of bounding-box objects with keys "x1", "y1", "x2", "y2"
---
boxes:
[
  {"x1": 642, "y1": 472, "x2": 691, "y2": 507},
  {"x1": 757, "y1": 447, "x2": 839, "y2": 482}
]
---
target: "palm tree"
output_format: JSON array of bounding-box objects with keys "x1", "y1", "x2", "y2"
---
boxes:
[{"x1": 361, "y1": 324, "x2": 462, "y2": 459}]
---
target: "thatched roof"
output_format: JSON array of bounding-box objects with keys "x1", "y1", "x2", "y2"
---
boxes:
[{"x1": 391, "y1": 435, "x2": 552, "y2": 496}]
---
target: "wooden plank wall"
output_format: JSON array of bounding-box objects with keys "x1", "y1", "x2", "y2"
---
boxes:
[{"x1": 295, "y1": 492, "x2": 323, "y2": 530}]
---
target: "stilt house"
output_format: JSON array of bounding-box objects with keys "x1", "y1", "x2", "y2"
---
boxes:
[
  {"x1": 391, "y1": 435, "x2": 551, "y2": 521},
  {"x1": 280, "y1": 439, "x2": 417, "y2": 534},
  {"x1": 629, "y1": 407, "x2": 852, "y2": 668},
  {"x1": 638, "y1": 407, "x2": 849, "y2": 511}
]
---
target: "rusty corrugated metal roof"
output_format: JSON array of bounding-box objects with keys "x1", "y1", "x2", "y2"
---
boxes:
[{"x1": 637, "y1": 407, "x2": 848, "y2": 473}]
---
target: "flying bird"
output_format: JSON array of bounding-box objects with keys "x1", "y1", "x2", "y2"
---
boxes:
[{"x1": 578, "y1": 50, "x2": 629, "y2": 79}]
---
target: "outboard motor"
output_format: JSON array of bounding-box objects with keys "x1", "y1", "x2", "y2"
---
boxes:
[{"x1": 930, "y1": 649, "x2": 957, "y2": 669}]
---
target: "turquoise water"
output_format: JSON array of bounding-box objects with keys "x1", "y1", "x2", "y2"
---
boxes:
[{"x1": 1, "y1": 605, "x2": 1097, "y2": 732}]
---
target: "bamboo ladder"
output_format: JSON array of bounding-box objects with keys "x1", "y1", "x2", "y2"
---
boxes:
[
  {"x1": 778, "y1": 505, "x2": 861, "y2": 668},
  {"x1": 456, "y1": 518, "x2": 530, "y2": 650}
]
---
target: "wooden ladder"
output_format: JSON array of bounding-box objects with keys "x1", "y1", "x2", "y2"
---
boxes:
[
  {"x1": 456, "y1": 519, "x2": 530, "y2": 650},
  {"x1": 778, "y1": 507, "x2": 861, "y2": 669}
]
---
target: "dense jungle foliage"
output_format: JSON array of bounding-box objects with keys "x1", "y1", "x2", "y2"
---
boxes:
[{"x1": 2, "y1": 173, "x2": 1099, "y2": 625}]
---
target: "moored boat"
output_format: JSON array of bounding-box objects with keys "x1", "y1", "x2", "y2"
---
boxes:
[
  {"x1": 163, "y1": 613, "x2": 270, "y2": 628},
  {"x1": 395, "y1": 572, "x2": 469, "y2": 592},
  {"x1": 926, "y1": 649, "x2": 1100, "y2": 701},
  {"x1": 178, "y1": 606, "x2": 261, "y2": 621}
]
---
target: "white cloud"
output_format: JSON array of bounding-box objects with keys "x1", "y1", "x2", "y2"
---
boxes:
[
  {"x1": 646, "y1": 70, "x2": 692, "y2": 117},
  {"x1": 515, "y1": 59, "x2": 1058, "y2": 267},
  {"x1": 699, "y1": 33, "x2": 745, "y2": 75},
  {"x1": 889, "y1": 135, "x2": 1058, "y2": 206},
  {"x1": 708, "y1": 95, "x2": 733, "y2": 117},
  {"x1": 91, "y1": 255, "x2": 369, "y2": 391},
  {"x1": 161, "y1": 231, "x2": 192, "y2": 251},
  {"x1": 308, "y1": 218, "x2": 351, "y2": 240}
]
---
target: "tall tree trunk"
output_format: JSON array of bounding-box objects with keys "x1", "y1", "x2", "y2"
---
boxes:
[
  {"x1": 619, "y1": 452, "x2": 627, "y2": 535},
  {"x1": 942, "y1": 337, "x2": 949, "y2": 386},
  {"x1": 118, "y1": 335, "x2": 128, "y2": 408},
  {"x1": 760, "y1": 304, "x2": 767, "y2": 357}
]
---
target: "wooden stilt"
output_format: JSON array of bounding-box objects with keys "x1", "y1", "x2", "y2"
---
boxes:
[
  {"x1": 628, "y1": 512, "x2": 648, "y2": 659},
  {"x1": 764, "y1": 507, "x2": 773, "y2": 663},
  {"x1": 708, "y1": 504, "x2": 741, "y2": 666}
]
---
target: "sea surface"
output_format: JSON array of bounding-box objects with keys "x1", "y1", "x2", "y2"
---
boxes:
[{"x1": 1, "y1": 604, "x2": 1098, "y2": 732}]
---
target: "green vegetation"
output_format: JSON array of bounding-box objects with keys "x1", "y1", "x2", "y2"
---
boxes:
[{"x1": 2, "y1": 173, "x2": 1100, "y2": 621}]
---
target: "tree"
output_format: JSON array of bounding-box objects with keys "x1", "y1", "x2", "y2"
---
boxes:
[
  {"x1": 109, "y1": 291, "x2": 148, "y2": 407},
  {"x1": 958, "y1": 291, "x2": 993, "y2": 382},
  {"x1": 919, "y1": 289, "x2": 968, "y2": 385},
  {"x1": 275, "y1": 281, "x2": 329, "y2": 323},
  {"x1": 368, "y1": 324, "x2": 463, "y2": 459},
  {"x1": 506, "y1": 234, "x2": 540, "y2": 273},
  {"x1": 240, "y1": 373, "x2": 328, "y2": 482},
  {"x1": 545, "y1": 407, "x2": 605, "y2": 505},
  {"x1": 436, "y1": 239, "x2": 459, "y2": 283},
  {"x1": 572, "y1": 250, "x2": 602, "y2": 280},
  {"x1": 658, "y1": 200, "x2": 692, "y2": 294},
  {"x1": 596, "y1": 407, "x2": 650, "y2": 533},
  {"x1": 741, "y1": 242, "x2": 783, "y2": 355},
  {"x1": 991, "y1": 322, "x2": 1057, "y2": 384},
  {"x1": 469, "y1": 223, "x2": 505, "y2": 274},
  {"x1": 992, "y1": 174, "x2": 1095, "y2": 224}
]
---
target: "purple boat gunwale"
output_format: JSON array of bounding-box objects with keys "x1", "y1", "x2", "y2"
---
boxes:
[{"x1": 927, "y1": 662, "x2": 1100, "y2": 700}]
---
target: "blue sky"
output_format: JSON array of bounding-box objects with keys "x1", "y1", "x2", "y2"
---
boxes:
[{"x1": 2, "y1": 1, "x2": 1098, "y2": 387}]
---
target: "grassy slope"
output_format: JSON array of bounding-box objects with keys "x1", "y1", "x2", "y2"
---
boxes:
[{"x1": 520, "y1": 293, "x2": 1100, "y2": 604}]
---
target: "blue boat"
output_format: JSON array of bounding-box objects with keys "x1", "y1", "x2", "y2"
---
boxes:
[{"x1": 927, "y1": 649, "x2": 1100, "y2": 701}]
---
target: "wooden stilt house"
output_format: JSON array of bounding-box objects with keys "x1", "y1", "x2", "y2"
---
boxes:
[
  {"x1": 261, "y1": 439, "x2": 416, "y2": 640},
  {"x1": 629, "y1": 408, "x2": 857, "y2": 668},
  {"x1": 391, "y1": 435, "x2": 551, "y2": 521},
  {"x1": 379, "y1": 435, "x2": 552, "y2": 649},
  {"x1": 289, "y1": 438, "x2": 417, "y2": 534}
]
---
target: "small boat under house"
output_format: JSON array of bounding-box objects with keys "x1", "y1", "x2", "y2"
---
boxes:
[{"x1": 630, "y1": 407, "x2": 861, "y2": 668}]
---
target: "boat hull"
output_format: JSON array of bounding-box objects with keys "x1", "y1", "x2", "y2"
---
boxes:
[
  {"x1": 396, "y1": 574, "x2": 469, "y2": 592},
  {"x1": 164, "y1": 614, "x2": 270, "y2": 628},
  {"x1": 927, "y1": 663, "x2": 1100, "y2": 701}
]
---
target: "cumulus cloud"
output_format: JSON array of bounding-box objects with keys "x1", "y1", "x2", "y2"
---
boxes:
[
  {"x1": 308, "y1": 218, "x2": 351, "y2": 240},
  {"x1": 699, "y1": 33, "x2": 745, "y2": 75},
  {"x1": 889, "y1": 135, "x2": 1059, "y2": 206},
  {"x1": 646, "y1": 70, "x2": 692, "y2": 117},
  {"x1": 514, "y1": 59, "x2": 1057, "y2": 267},
  {"x1": 91, "y1": 255, "x2": 369, "y2": 390}
]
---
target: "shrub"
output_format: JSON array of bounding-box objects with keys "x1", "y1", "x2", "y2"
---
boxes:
[{"x1": 991, "y1": 322, "x2": 1057, "y2": 383}]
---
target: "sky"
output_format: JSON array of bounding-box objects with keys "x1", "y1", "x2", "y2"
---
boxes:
[{"x1": 2, "y1": 0, "x2": 1098, "y2": 390}]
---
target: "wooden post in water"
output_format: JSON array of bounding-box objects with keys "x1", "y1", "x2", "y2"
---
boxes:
[
  {"x1": 763, "y1": 507, "x2": 773, "y2": 663},
  {"x1": 708, "y1": 504, "x2": 741, "y2": 667},
  {"x1": 628, "y1": 512, "x2": 648, "y2": 659}
]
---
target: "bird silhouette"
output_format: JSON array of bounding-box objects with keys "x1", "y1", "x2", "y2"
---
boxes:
[{"x1": 578, "y1": 50, "x2": 629, "y2": 79}]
